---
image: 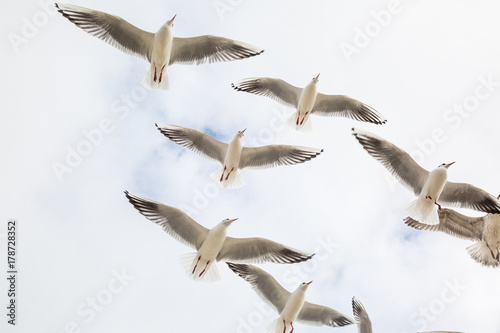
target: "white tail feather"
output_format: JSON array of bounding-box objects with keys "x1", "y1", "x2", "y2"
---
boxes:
[
  {"x1": 266, "y1": 317, "x2": 285, "y2": 333},
  {"x1": 141, "y1": 66, "x2": 169, "y2": 90},
  {"x1": 286, "y1": 112, "x2": 313, "y2": 132},
  {"x1": 210, "y1": 168, "x2": 245, "y2": 189},
  {"x1": 404, "y1": 198, "x2": 439, "y2": 225},
  {"x1": 466, "y1": 242, "x2": 500, "y2": 268},
  {"x1": 179, "y1": 253, "x2": 221, "y2": 282}
]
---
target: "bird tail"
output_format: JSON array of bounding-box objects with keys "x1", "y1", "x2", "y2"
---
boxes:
[
  {"x1": 210, "y1": 168, "x2": 244, "y2": 189},
  {"x1": 466, "y1": 242, "x2": 500, "y2": 268},
  {"x1": 179, "y1": 253, "x2": 221, "y2": 282},
  {"x1": 404, "y1": 197, "x2": 439, "y2": 225},
  {"x1": 266, "y1": 317, "x2": 285, "y2": 333},
  {"x1": 286, "y1": 111, "x2": 313, "y2": 132},
  {"x1": 141, "y1": 65, "x2": 169, "y2": 90}
]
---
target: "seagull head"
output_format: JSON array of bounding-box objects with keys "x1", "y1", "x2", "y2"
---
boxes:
[
  {"x1": 221, "y1": 218, "x2": 238, "y2": 227},
  {"x1": 235, "y1": 128, "x2": 246, "y2": 139},
  {"x1": 312, "y1": 73, "x2": 320, "y2": 83},
  {"x1": 167, "y1": 14, "x2": 177, "y2": 27},
  {"x1": 298, "y1": 281, "x2": 313, "y2": 291},
  {"x1": 438, "y1": 161, "x2": 455, "y2": 169}
]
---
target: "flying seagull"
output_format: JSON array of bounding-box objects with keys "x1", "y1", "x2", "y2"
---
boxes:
[
  {"x1": 125, "y1": 191, "x2": 314, "y2": 281},
  {"x1": 352, "y1": 297, "x2": 372, "y2": 333},
  {"x1": 227, "y1": 263, "x2": 354, "y2": 332},
  {"x1": 405, "y1": 205, "x2": 500, "y2": 268},
  {"x1": 55, "y1": 3, "x2": 263, "y2": 90},
  {"x1": 352, "y1": 128, "x2": 500, "y2": 225},
  {"x1": 156, "y1": 124, "x2": 323, "y2": 189},
  {"x1": 231, "y1": 75, "x2": 386, "y2": 131}
]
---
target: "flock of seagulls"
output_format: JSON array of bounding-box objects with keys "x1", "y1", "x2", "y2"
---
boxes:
[{"x1": 55, "y1": 2, "x2": 499, "y2": 332}]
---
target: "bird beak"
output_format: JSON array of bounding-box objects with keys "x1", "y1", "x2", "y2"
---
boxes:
[
  {"x1": 241, "y1": 128, "x2": 246, "y2": 134},
  {"x1": 171, "y1": 14, "x2": 177, "y2": 22},
  {"x1": 230, "y1": 218, "x2": 238, "y2": 223},
  {"x1": 307, "y1": 281, "x2": 313, "y2": 285},
  {"x1": 315, "y1": 73, "x2": 320, "y2": 80},
  {"x1": 445, "y1": 161, "x2": 456, "y2": 168}
]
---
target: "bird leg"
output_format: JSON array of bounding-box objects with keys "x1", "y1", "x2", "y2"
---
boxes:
[
  {"x1": 434, "y1": 201, "x2": 442, "y2": 210},
  {"x1": 290, "y1": 322, "x2": 294, "y2": 333},
  {"x1": 220, "y1": 166, "x2": 227, "y2": 182},
  {"x1": 154, "y1": 67, "x2": 157, "y2": 82},
  {"x1": 225, "y1": 167, "x2": 234, "y2": 180},
  {"x1": 485, "y1": 243, "x2": 497, "y2": 260},
  {"x1": 198, "y1": 260, "x2": 210, "y2": 277},
  {"x1": 282, "y1": 320, "x2": 286, "y2": 333},
  {"x1": 192, "y1": 256, "x2": 201, "y2": 274},
  {"x1": 159, "y1": 65, "x2": 166, "y2": 83},
  {"x1": 299, "y1": 112, "x2": 308, "y2": 125}
]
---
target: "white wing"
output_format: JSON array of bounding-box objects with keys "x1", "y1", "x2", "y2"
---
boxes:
[
  {"x1": 156, "y1": 124, "x2": 228, "y2": 164},
  {"x1": 226, "y1": 263, "x2": 289, "y2": 313},
  {"x1": 217, "y1": 237, "x2": 314, "y2": 264},
  {"x1": 124, "y1": 191, "x2": 209, "y2": 250},
  {"x1": 404, "y1": 208, "x2": 485, "y2": 241},
  {"x1": 297, "y1": 301, "x2": 354, "y2": 327},
  {"x1": 313, "y1": 94, "x2": 387, "y2": 125},
  {"x1": 169, "y1": 36, "x2": 263, "y2": 65},
  {"x1": 239, "y1": 145, "x2": 323, "y2": 169},
  {"x1": 56, "y1": 3, "x2": 154, "y2": 62},
  {"x1": 352, "y1": 128, "x2": 429, "y2": 195},
  {"x1": 439, "y1": 182, "x2": 500, "y2": 214},
  {"x1": 352, "y1": 297, "x2": 372, "y2": 333},
  {"x1": 231, "y1": 77, "x2": 303, "y2": 108}
]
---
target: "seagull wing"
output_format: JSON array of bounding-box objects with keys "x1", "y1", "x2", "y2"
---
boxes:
[
  {"x1": 231, "y1": 77, "x2": 303, "y2": 108},
  {"x1": 239, "y1": 145, "x2": 323, "y2": 169},
  {"x1": 297, "y1": 301, "x2": 354, "y2": 327},
  {"x1": 156, "y1": 124, "x2": 228, "y2": 164},
  {"x1": 226, "y1": 263, "x2": 289, "y2": 313},
  {"x1": 352, "y1": 297, "x2": 373, "y2": 333},
  {"x1": 313, "y1": 94, "x2": 387, "y2": 125},
  {"x1": 404, "y1": 208, "x2": 485, "y2": 241},
  {"x1": 352, "y1": 128, "x2": 429, "y2": 195},
  {"x1": 169, "y1": 36, "x2": 263, "y2": 65},
  {"x1": 217, "y1": 237, "x2": 314, "y2": 264},
  {"x1": 125, "y1": 191, "x2": 209, "y2": 250},
  {"x1": 439, "y1": 182, "x2": 500, "y2": 214},
  {"x1": 56, "y1": 3, "x2": 154, "y2": 62}
]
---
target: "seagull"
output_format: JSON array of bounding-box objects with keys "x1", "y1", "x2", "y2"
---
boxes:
[
  {"x1": 405, "y1": 204, "x2": 500, "y2": 267},
  {"x1": 227, "y1": 263, "x2": 354, "y2": 332},
  {"x1": 352, "y1": 128, "x2": 500, "y2": 225},
  {"x1": 231, "y1": 75, "x2": 387, "y2": 131},
  {"x1": 352, "y1": 297, "x2": 372, "y2": 333},
  {"x1": 55, "y1": 3, "x2": 263, "y2": 90},
  {"x1": 156, "y1": 124, "x2": 323, "y2": 189},
  {"x1": 125, "y1": 191, "x2": 314, "y2": 281}
]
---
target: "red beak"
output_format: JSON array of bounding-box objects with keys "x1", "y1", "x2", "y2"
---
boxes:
[
  {"x1": 171, "y1": 14, "x2": 177, "y2": 22},
  {"x1": 307, "y1": 281, "x2": 313, "y2": 285},
  {"x1": 315, "y1": 73, "x2": 320, "y2": 80}
]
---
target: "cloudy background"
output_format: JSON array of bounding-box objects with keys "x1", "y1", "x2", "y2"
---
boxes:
[{"x1": 2, "y1": 0, "x2": 500, "y2": 332}]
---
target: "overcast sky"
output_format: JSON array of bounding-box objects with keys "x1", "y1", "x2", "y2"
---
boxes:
[{"x1": 2, "y1": 0, "x2": 500, "y2": 332}]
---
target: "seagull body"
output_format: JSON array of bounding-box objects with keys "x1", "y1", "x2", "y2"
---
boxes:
[
  {"x1": 125, "y1": 191, "x2": 314, "y2": 281},
  {"x1": 232, "y1": 75, "x2": 387, "y2": 131},
  {"x1": 405, "y1": 207, "x2": 500, "y2": 267},
  {"x1": 55, "y1": 3, "x2": 263, "y2": 90},
  {"x1": 227, "y1": 263, "x2": 354, "y2": 332},
  {"x1": 156, "y1": 124, "x2": 323, "y2": 189},
  {"x1": 352, "y1": 128, "x2": 500, "y2": 225},
  {"x1": 352, "y1": 297, "x2": 372, "y2": 333}
]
